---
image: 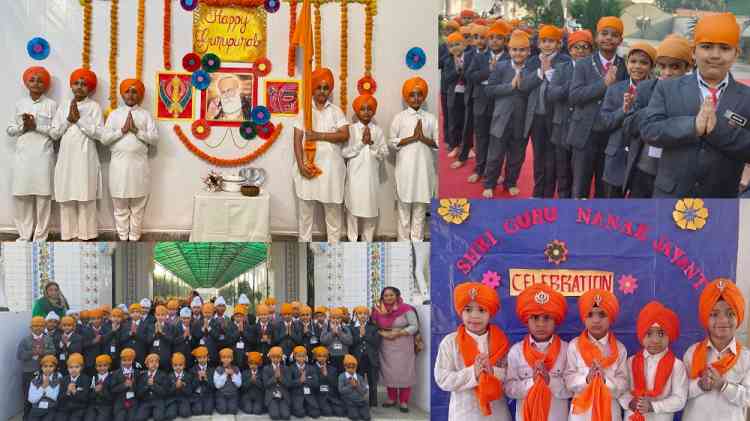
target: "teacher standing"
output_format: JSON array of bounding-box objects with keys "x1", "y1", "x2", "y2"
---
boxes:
[{"x1": 31, "y1": 281, "x2": 70, "y2": 318}]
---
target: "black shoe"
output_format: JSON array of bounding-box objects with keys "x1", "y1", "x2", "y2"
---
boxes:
[
  {"x1": 382, "y1": 401, "x2": 397, "y2": 408},
  {"x1": 399, "y1": 406, "x2": 409, "y2": 413}
]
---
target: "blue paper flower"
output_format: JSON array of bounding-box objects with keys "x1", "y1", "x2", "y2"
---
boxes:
[
  {"x1": 192, "y1": 70, "x2": 211, "y2": 90},
  {"x1": 201, "y1": 53, "x2": 221, "y2": 73},
  {"x1": 27, "y1": 37, "x2": 50, "y2": 61},
  {"x1": 265, "y1": 0, "x2": 280, "y2": 13},
  {"x1": 405, "y1": 47, "x2": 426, "y2": 70},
  {"x1": 251, "y1": 106, "x2": 271, "y2": 125},
  {"x1": 240, "y1": 121, "x2": 257, "y2": 140},
  {"x1": 180, "y1": 0, "x2": 198, "y2": 11}
]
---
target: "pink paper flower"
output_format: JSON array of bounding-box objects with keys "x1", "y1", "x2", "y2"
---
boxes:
[
  {"x1": 618, "y1": 274, "x2": 638, "y2": 295},
  {"x1": 482, "y1": 271, "x2": 501, "y2": 289}
]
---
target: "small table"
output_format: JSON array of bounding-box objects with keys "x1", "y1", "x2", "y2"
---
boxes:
[{"x1": 190, "y1": 190, "x2": 271, "y2": 242}]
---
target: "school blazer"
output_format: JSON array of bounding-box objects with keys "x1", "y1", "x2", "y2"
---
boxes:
[
  {"x1": 262, "y1": 364, "x2": 292, "y2": 405},
  {"x1": 599, "y1": 79, "x2": 632, "y2": 187},
  {"x1": 151, "y1": 323, "x2": 176, "y2": 368},
  {"x1": 642, "y1": 74, "x2": 750, "y2": 197},
  {"x1": 351, "y1": 323, "x2": 382, "y2": 367},
  {"x1": 89, "y1": 373, "x2": 115, "y2": 406},
  {"x1": 443, "y1": 49, "x2": 473, "y2": 108},
  {"x1": 58, "y1": 374, "x2": 91, "y2": 411},
  {"x1": 337, "y1": 372, "x2": 368, "y2": 404},
  {"x1": 566, "y1": 54, "x2": 627, "y2": 149},
  {"x1": 466, "y1": 49, "x2": 509, "y2": 116},
  {"x1": 289, "y1": 364, "x2": 320, "y2": 398},
  {"x1": 439, "y1": 43, "x2": 449, "y2": 94},
  {"x1": 189, "y1": 365, "x2": 215, "y2": 397},
  {"x1": 82, "y1": 325, "x2": 110, "y2": 369},
  {"x1": 135, "y1": 370, "x2": 170, "y2": 401},
  {"x1": 315, "y1": 364, "x2": 341, "y2": 399},
  {"x1": 524, "y1": 53, "x2": 572, "y2": 136},
  {"x1": 165, "y1": 370, "x2": 194, "y2": 404},
  {"x1": 241, "y1": 368, "x2": 265, "y2": 402},
  {"x1": 273, "y1": 320, "x2": 304, "y2": 355},
  {"x1": 171, "y1": 322, "x2": 198, "y2": 366},
  {"x1": 17, "y1": 335, "x2": 56, "y2": 373},
  {"x1": 109, "y1": 368, "x2": 138, "y2": 408},
  {"x1": 622, "y1": 79, "x2": 658, "y2": 191},
  {"x1": 547, "y1": 60, "x2": 576, "y2": 146},
  {"x1": 119, "y1": 319, "x2": 154, "y2": 365},
  {"x1": 486, "y1": 61, "x2": 538, "y2": 140},
  {"x1": 56, "y1": 332, "x2": 84, "y2": 361}
]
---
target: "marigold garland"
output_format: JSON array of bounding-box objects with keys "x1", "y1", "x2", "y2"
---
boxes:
[
  {"x1": 202, "y1": 0, "x2": 265, "y2": 5},
  {"x1": 174, "y1": 123, "x2": 283, "y2": 166},
  {"x1": 108, "y1": 0, "x2": 119, "y2": 113},
  {"x1": 163, "y1": 0, "x2": 172, "y2": 70},
  {"x1": 364, "y1": 1, "x2": 373, "y2": 76},
  {"x1": 313, "y1": 1, "x2": 322, "y2": 69},
  {"x1": 339, "y1": 0, "x2": 348, "y2": 111},
  {"x1": 287, "y1": 0, "x2": 298, "y2": 76},
  {"x1": 136, "y1": 0, "x2": 145, "y2": 81},
  {"x1": 81, "y1": 0, "x2": 92, "y2": 69}
]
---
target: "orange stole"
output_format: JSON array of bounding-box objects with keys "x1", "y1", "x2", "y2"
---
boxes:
[
  {"x1": 628, "y1": 350, "x2": 675, "y2": 421},
  {"x1": 689, "y1": 338, "x2": 742, "y2": 379},
  {"x1": 456, "y1": 324, "x2": 510, "y2": 416},
  {"x1": 571, "y1": 331, "x2": 621, "y2": 421},
  {"x1": 521, "y1": 335, "x2": 562, "y2": 421}
]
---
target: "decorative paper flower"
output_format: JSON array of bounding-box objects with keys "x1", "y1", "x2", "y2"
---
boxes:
[
  {"x1": 544, "y1": 240, "x2": 568, "y2": 265},
  {"x1": 27, "y1": 37, "x2": 50, "y2": 60},
  {"x1": 264, "y1": 0, "x2": 280, "y2": 13},
  {"x1": 673, "y1": 198, "x2": 709, "y2": 231},
  {"x1": 202, "y1": 170, "x2": 223, "y2": 193},
  {"x1": 406, "y1": 47, "x2": 426, "y2": 70},
  {"x1": 357, "y1": 75, "x2": 377, "y2": 95},
  {"x1": 182, "y1": 53, "x2": 202, "y2": 72},
  {"x1": 180, "y1": 0, "x2": 199, "y2": 11},
  {"x1": 437, "y1": 199, "x2": 470, "y2": 224},
  {"x1": 201, "y1": 53, "x2": 221, "y2": 73},
  {"x1": 251, "y1": 106, "x2": 271, "y2": 125},
  {"x1": 256, "y1": 122, "x2": 275, "y2": 140},
  {"x1": 191, "y1": 119, "x2": 211, "y2": 140},
  {"x1": 618, "y1": 274, "x2": 639, "y2": 295},
  {"x1": 239, "y1": 121, "x2": 257, "y2": 140},
  {"x1": 481, "y1": 271, "x2": 501, "y2": 289},
  {"x1": 254, "y1": 57, "x2": 272, "y2": 77},
  {"x1": 192, "y1": 70, "x2": 211, "y2": 90}
]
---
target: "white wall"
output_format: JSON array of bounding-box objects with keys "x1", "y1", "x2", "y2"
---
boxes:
[
  {"x1": 0, "y1": 311, "x2": 32, "y2": 420},
  {"x1": 0, "y1": 0, "x2": 440, "y2": 238}
]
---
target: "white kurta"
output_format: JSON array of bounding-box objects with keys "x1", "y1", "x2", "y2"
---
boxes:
[
  {"x1": 293, "y1": 101, "x2": 348, "y2": 204},
  {"x1": 50, "y1": 98, "x2": 103, "y2": 202},
  {"x1": 389, "y1": 108, "x2": 438, "y2": 204},
  {"x1": 434, "y1": 330, "x2": 512, "y2": 421},
  {"x1": 343, "y1": 121, "x2": 387, "y2": 218},
  {"x1": 505, "y1": 336, "x2": 572, "y2": 421},
  {"x1": 682, "y1": 338, "x2": 750, "y2": 421},
  {"x1": 564, "y1": 334, "x2": 629, "y2": 421},
  {"x1": 618, "y1": 350, "x2": 688, "y2": 421},
  {"x1": 6, "y1": 95, "x2": 58, "y2": 196},
  {"x1": 101, "y1": 105, "x2": 159, "y2": 198}
]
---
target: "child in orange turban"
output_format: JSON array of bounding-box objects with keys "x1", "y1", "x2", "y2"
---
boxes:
[
  {"x1": 339, "y1": 354, "x2": 371, "y2": 420},
  {"x1": 506, "y1": 284, "x2": 570, "y2": 420},
  {"x1": 166, "y1": 352, "x2": 192, "y2": 417},
  {"x1": 289, "y1": 345, "x2": 319, "y2": 417},
  {"x1": 28, "y1": 354, "x2": 63, "y2": 417},
  {"x1": 618, "y1": 301, "x2": 687, "y2": 421},
  {"x1": 241, "y1": 351, "x2": 265, "y2": 414},
  {"x1": 214, "y1": 348, "x2": 242, "y2": 414},
  {"x1": 568, "y1": 289, "x2": 628, "y2": 421},
  {"x1": 682, "y1": 278, "x2": 750, "y2": 421},
  {"x1": 100, "y1": 77, "x2": 158, "y2": 241},
  {"x1": 89, "y1": 353, "x2": 114, "y2": 418},
  {"x1": 138, "y1": 353, "x2": 169, "y2": 418},
  {"x1": 57, "y1": 352, "x2": 88, "y2": 421},
  {"x1": 265, "y1": 346, "x2": 292, "y2": 418},
  {"x1": 434, "y1": 282, "x2": 511, "y2": 419}
]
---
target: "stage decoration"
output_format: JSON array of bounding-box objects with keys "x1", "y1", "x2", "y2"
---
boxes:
[
  {"x1": 201, "y1": 67, "x2": 257, "y2": 127},
  {"x1": 544, "y1": 240, "x2": 568, "y2": 265},
  {"x1": 108, "y1": 0, "x2": 120, "y2": 114},
  {"x1": 202, "y1": 53, "x2": 221, "y2": 72},
  {"x1": 406, "y1": 46, "x2": 426, "y2": 70},
  {"x1": 251, "y1": 106, "x2": 271, "y2": 125},
  {"x1": 173, "y1": 122, "x2": 282, "y2": 166},
  {"x1": 357, "y1": 75, "x2": 376, "y2": 95},
  {"x1": 256, "y1": 122, "x2": 275, "y2": 139},
  {"x1": 254, "y1": 57, "x2": 272, "y2": 76},
  {"x1": 202, "y1": 170, "x2": 224, "y2": 192},
  {"x1": 313, "y1": 1, "x2": 322, "y2": 69},
  {"x1": 287, "y1": 0, "x2": 298, "y2": 76},
  {"x1": 181, "y1": 0, "x2": 199, "y2": 11},
  {"x1": 136, "y1": 0, "x2": 146, "y2": 80},
  {"x1": 156, "y1": 72, "x2": 195, "y2": 120},
  {"x1": 265, "y1": 79, "x2": 300, "y2": 116},
  {"x1": 192, "y1": 119, "x2": 211, "y2": 139},
  {"x1": 192, "y1": 70, "x2": 211, "y2": 90},
  {"x1": 437, "y1": 198, "x2": 471, "y2": 225},
  {"x1": 27, "y1": 37, "x2": 50, "y2": 61},
  {"x1": 673, "y1": 198, "x2": 708, "y2": 231},
  {"x1": 481, "y1": 271, "x2": 501, "y2": 289},
  {"x1": 363, "y1": 0, "x2": 374, "y2": 77},
  {"x1": 265, "y1": 0, "x2": 281, "y2": 12},
  {"x1": 183, "y1": 52, "x2": 202, "y2": 72},
  {"x1": 163, "y1": 0, "x2": 172, "y2": 69},
  {"x1": 193, "y1": 3, "x2": 267, "y2": 63},
  {"x1": 618, "y1": 274, "x2": 639, "y2": 295},
  {"x1": 81, "y1": 0, "x2": 92, "y2": 69},
  {"x1": 339, "y1": 0, "x2": 349, "y2": 110},
  {"x1": 239, "y1": 121, "x2": 257, "y2": 139}
]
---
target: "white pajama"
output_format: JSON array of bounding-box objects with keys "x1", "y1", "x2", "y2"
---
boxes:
[
  {"x1": 396, "y1": 202, "x2": 428, "y2": 242},
  {"x1": 112, "y1": 196, "x2": 149, "y2": 241},
  {"x1": 59, "y1": 200, "x2": 98, "y2": 241},
  {"x1": 618, "y1": 350, "x2": 688, "y2": 421},
  {"x1": 298, "y1": 199, "x2": 342, "y2": 243},
  {"x1": 13, "y1": 195, "x2": 51, "y2": 241},
  {"x1": 346, "y1": 210, "x2": 376, "y2": 242}
]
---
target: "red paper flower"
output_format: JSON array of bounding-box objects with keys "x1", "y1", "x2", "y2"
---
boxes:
[
  {"x1": 618, "y1": 274, "x2": 639, "y2": 295},
  {"x1": 182, "y1": 53, "x2": 202, "y2": 72},
  {"x1": 254, "y1": 57, "x2": 272, "y2": 77},
  {"x1": 481, "y1": 271, "x2": 501, "y2": 289},
  {"x1": 191, "y1": 119, "x2": 210, "y2": 140},
  {"x1": 544, "y1": 240, "x2": 568, "y2": 265},
  {"x1": 256, "y1": 122, "x2": 275, "y2": 139},
  {"x1": 357, "y1": 75, "x2": 377, "y2": 95}
]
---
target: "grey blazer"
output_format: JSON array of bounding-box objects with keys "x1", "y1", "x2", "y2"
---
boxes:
[
  {"x1": 523, "y1": 53, "x2": 572, "y2": 136},
  {"x1": 486, "y1": 61, "x2": 538, "y2": 140},
  {"x1": 466, "y1": 49, "x2": 509, "y2": 116},
  {"x1": 547, "y1": 60, "x2": 576, "y2": 146},
  {"x1": 600, "y1": 79, "x2": 632, "y2": 188},
  {"x1": 17, "y1": 335, "x2": 56, "y2": 373},
  {"x1": 622, "y1": 79, "x2": 658, "y2": 191}
]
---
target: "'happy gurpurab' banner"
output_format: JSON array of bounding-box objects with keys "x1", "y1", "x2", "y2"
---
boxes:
[
  {"x1": 193, "y1": 5, "x2": 266, "y2": 63},
  {"x1": 508, "y1": 269, "x2": 614, "y2": 296}
]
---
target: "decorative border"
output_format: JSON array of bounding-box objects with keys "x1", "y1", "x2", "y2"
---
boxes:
[{"x1": 199, "y1": 66, "x2": 260, "y2": 127}]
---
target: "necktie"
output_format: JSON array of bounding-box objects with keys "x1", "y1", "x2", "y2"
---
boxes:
[
  {"x1": 707, "y1": 87, "x2": 719, "y2": 106},
  {"x1": 603, "y1": 62, "x2": 610, "y2": 73}
]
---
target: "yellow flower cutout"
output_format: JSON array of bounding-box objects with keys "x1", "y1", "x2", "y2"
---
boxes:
[
  {"x1": 673, "y1": 198, "x2": 709, "y2": 231},
  {"x1": 438, "y1": 199, "x2": 470, "y2": 224}
]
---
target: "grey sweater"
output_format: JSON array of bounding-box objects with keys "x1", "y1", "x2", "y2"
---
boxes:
[
  {"x1": 338, "y1": 372, "x2": 368, "y2": 404},
  {"x1": 17, "y1": 334, "x2": 56, "y2": 373}
]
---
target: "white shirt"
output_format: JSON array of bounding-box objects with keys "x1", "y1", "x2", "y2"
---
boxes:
[
  {"x1": 28, "y1": 374, "x2": 60, "y2": 404},
  {"x1": 6, "y1": 95, "x2": 58, "y2": 196},
  {"x1": 505, "y1": 336, "x2": 571, "y2": 421},
  {"x1": 564, "y1": 334, "x2": 629, "y2": 421},
  {"x1": 682, "y1": 338, "x2": 750, "y2": 421},
  {"x1": 434, "y1": 331, "x2": 512, "y2": 421},
  {"x1": 697, "y1": 71, "x2": 730, "y2": 104},
  {"x1": 388, "y1": 108, "x2": 438, "y2": 204},
  {"x1": 293, "y1": 101, "x2": 349, "y2": 203},
  {"x1": 213, "y1": 366, "x2": 242, "y2": 388},
  {"x1": 343, "y1": 121, "x2": 387, "y2": 218},
  {"x1": 599, "y1": 52, "x2": 616, "y2": 72},
  {"x1": 618, "y1": 349, "x2": 688, "y2": 421},
  {"x1": 100, "y1": 105, "x2": 159, "y2": 198},
  {"x1": 50, "y1": 98, "x2": 103, "y2": 202}
]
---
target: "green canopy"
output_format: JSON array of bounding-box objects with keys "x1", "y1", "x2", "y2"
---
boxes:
[{"x1": 154, "y1": 242, "x2": 267, "y2": 289}]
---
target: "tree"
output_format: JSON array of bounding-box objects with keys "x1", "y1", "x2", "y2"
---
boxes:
[
  {"x1": 569, "y1": 0, "x2": 623, "y2": 33},
  {"x1": 517, "y1": 0, "x2": 565, "y2": 27},
  {"x1": 655, "y1": 0, "x2": 726, "y2": 13}
]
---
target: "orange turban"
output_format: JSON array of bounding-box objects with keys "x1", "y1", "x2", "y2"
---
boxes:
[
  {"x1": 472, "y1": 25, "x2": 489, "y2": 36},
  {"x1": 268, "y1": 346, "x2": 284, "y2": 358},
  {"x1": 300, "y1": 305, "x2": 312, "y2": 316},
  {"x1": 657, "y1": 34, "x2": 692, "y2": 65},
  {"x1": 339, "y1": 307, "x2": 350, "y2": 315},
  {"x1": 280, "y1": 303, "x2": 294, "y2": 315},
  {"x1": 23, "y1": 66, "x2": 51, "y2": 92},
  {"x1": 155, "y1": 305, "x2": 168, "y2": 316},
  {"x1": 234, "y1": 305, "x2": 247, "y2": 316},
  {"x1": 343, "y1": 354, "x2": 358, "y2": 366},
  {"x1": 446, "y1": 32, "x2": 464, "y2": 44},
  {"x1": 628, "y1": 42, "x2": 657, "y2": 65},
  {"x1": 596, "y1": 16, "x2": 623, "y2": 35},
  {"x1": 507, "y1": 30, "x2": 531, "y2": 49},
  {"x1": 167, "y1": 300, "x2": 180, "y2": 310},
  {"x1": 192, "y1": 346, "x2": 209, "y2": 358},
  {"x1": 40, "y1": 355, "x2": 58, "y2": 367},
  {"x1": 538, "y1": 25, "x2": 563, "y2": 41},
  {"x1": 129, "y1": 303, "x2": 142, "y2": 313},
  {"x1": 460, "y1": 9, "x2": 477, "y2": 19},
  {"x1": 247, "y1": 351, "x2": 263, "y2": 365},
  {"x1": 312, "y1": 68, "x2": 334, "y2": 91},
  {"x1": 636, "y1": 301, "x2": 680, "y2": 345},
  {"x1": 578, "y1": 289, "x2": 620, "y2": 323},
  {"x1": 67, "y1": 353, "x2": 84, "y2": 367},
  {"x1": 515, "y1": 283, "x2": 568, "y2": 325},
  {"x1": 264, "y1": 297, "x2": 277, "y2": 305},
  {"x1": 31, "y1": 317, "x2": 46, "y2": 328},
  {"x1": 80, "y1": 310, "x2": 90, "y2": 319},
  {"x1": 219, "y1": 348, "x2": 233, "y2": 359},
  {"x1": 293, "y1": 345, "x2": 308, "y2": 356},
  {"x1": 88, "y1": 309, "x2": 103, "y2": 318},
  {"x1": 145, "y1": 353, "x2": 160, "y2": 365},
  {"x1": 95, "y1": 355, "x2": 112, "y2": 366},
  {"x1": 314, "y1": 305, "x2": 328, "y2": 315},
  {"x1": 402, "y1": 77, "x2": 428, "y2": 102},
  {"x1": 446, "y1": 20, "x2": 460, "y2": 31},
  {"x1": 453, "y1": 282, "x2": 500, "y2": 317},
  {"x1": 698, "y1": 278, "x2": 745, "y2": 329},
  {"x1": 330, "y1": 307, "x2": 344, "y2": 318},
  {"x1": 171, "y1": 352, "x2": 186, "y2": 366},
  {"x1": 119, "y1": 79, "x2": 145, "y2": 102},
  {"x1": 61, "y1": 316, "x2": 76, "y2": 327},
  {"x1": 255, "y1": 304, "x2": 271, "y2": 316},
  {"x1": 111, "y1": 308, "x2": 124, "y2": 318},
  {"x1": 694, "y1": 12, "x2": 740, "y2": 49},
  {"x1": 69, "y1": 68, "x2": 97, "y2": 92},
  {"x1": 352, "y1": 94, "x2": 378, "y2": 114},
  {"x1": 353, "y1": 305, "x2": 370, "y2": 315},
  {"x1": 201, "y1": 303, "x2": 215, "y2": 317},
  {"x1": 459, "y1": 26, "x2": 472, "y2": 35},
  {"x1": 568, "y1": 30, "x2": 593, "y2": 48},
  {"x1": 291, "y1": 301, "x2": 301, "y2": 310},
  {"x1": 120, "y1": 348, "x2": 136, "y2": 361},
  {"x1": 312, "y1": 346, "x2": 329, "y2": 357},
  {"x1": 487, "y1": 20, "x2": 512, "y2": 37}
]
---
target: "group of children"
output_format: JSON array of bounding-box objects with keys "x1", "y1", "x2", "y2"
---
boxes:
[
  {"x1": 435, "y1": 278, "x2": 750, "y2": 420},
  {"x1": 18, "y1": 295, "x2": 384, "y2": 421},
  {"x1": 440, "y1": 11, "x2": 750, "y2": 198},
  {"x1": 292, "y1": 68, "x2": 438, "y2": 243}
]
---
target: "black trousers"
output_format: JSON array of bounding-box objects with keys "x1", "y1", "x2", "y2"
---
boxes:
[
  {"x1": 530, "y1": 114, "x2": 556, "y2": 197},
  {"x1": 484, "y1": 131, "x2": 526, "y2": 190},
  {"x1": 446, "y1": 94, "x2": 465, "y2": 150},
  {"x1": 113, "y1": 403, "x2": 138, "y2": 421},
  {"x1": 84, "y1": 405, "x2": 112, "y2": 421},
  {"x1": 164, "y1": 399, "x2": 191, "y2": 421},
  {"x1": 23, "y1": 371, "x2": 34, "y2": 420},
  {"x1": 572, "y1": 132, "x2": 608, "y2": 198},
  {"x1": 29, "y1": 411, "x2": 56, "y2": 421},
  {"x1": 291, "y1": 394, "x2": 320, "y2": 418},
  {"x1": 317, "y1": 394, "x2": 345, "y2": 417},
  {"x1": 267, "y1": 398, "x2": 291, "y2": 420},
  {"x1": 214, "y1": 393, "x2": 239, "y2": 414},
  {"x1": 357, "y1": 355, "x2": 379, "y2": 405},
  {"x1": 344, "y1": 400, "x2": 371, "y2": 421},
  {"x1": 440, "y1": 92, "x2": 449, "y2": 143},
  {"x1": 628, "y1": 168, "x2": 655, "y2": 198},
  {"x1": 135, "y1": 400, "x2": 165, "y2": 421},
  {"x1": 472, "y1": 109, "x2": 493, "y2": 177},
  {"x1": 240, "y1": 393, "x2": 265, "y2": 414},
  {"x1": 555, "y1": 143, "x2": 573, "y2": 198},
  {"x1": 458, "y1": 99, "x2": 475, "y2": 162},
  {"x1": 55, "y1": 409, "x2": 86, "y2": 421},
  {"x1": 190, "y1": 394, "x2": 214, "y2": 415}
]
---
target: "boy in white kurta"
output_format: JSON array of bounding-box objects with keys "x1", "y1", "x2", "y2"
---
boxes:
[
  {"x1": 6, "y1": 67, "x2": 57, "y2": 241},
  {"x1": 619, "y1": 301, "x2": 687, "y2": 421},
  {"x1": 343, "y1": 94, "x2": 387, "y2": 242},
  {"x1": 389, "y1": 77, "x2": 438, "y2": 242},
  {"x1": 434, "y1": 282, "x2": 512, "y2": 421},
  {"x1": 293, "y1": 68, "x2": 349, "y2": 243},
  {"x1": 100, "y1": 79, "x2": 158, "y2": 241},
  {"x1": 565, "y1": 289, "x2": 628, "y2": 421},
  {"x1": 50, "y1": 68, "x2": 103, "y2": 241},
  {"x1": 506, "y1": 283, "x2": 571, "y2": 421},
  {"x1": 682, "y1": 278, "x2": 750, "y2": 421}
]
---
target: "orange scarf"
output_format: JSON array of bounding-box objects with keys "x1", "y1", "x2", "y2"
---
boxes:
[
  {"x1": 628, "y1": 350, "x2": 675, "y2": 421},
  {"x1": 689, "y1": 338, "x2": 742, "y2": 379},
  {"x1": 456, "y1": 324, "x2": 510, "y2": 416},
  {"x1": 522, "y1": 335, "x2": 562, "y2": 421},
  {"x1": 571, "y1": 331, "x2": 620, "y2": 421}
]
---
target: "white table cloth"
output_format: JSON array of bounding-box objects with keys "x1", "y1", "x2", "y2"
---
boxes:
[{"x1": 190, "y1": 190, "x2": 271, "y2": 242}]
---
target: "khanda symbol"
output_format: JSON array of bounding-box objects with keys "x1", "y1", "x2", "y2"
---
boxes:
[{"x1": 160, "y1": 75, "x2": 192, "y2": 118}]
